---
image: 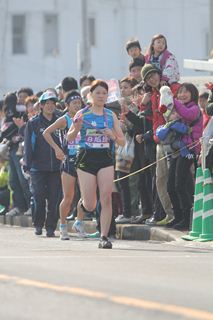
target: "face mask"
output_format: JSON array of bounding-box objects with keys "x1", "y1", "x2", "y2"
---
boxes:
[{"x1": 16, "y1": 104, "x2": 26, "y2": 112}]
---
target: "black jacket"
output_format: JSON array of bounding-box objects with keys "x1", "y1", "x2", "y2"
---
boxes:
[
  {"x1": 24, "y1": 113, "x2": 61, "y2": 172},
  {"x1": 0, "y1": 110, "x2": 27, "y2": 145},
  {"x1": 125, "y1": 109, "x2": 153, "y2": 142},
  {"x1": 206, "y1": 90, "x2": 213, "y2": 116},
  {"x1": 125, "y1": 108, "x2": 156, "y2": 167}
]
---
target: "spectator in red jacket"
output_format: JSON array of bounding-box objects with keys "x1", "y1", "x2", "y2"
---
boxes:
[{"x1": 140, "y1": 64, "x2": 174, "y2": 225}]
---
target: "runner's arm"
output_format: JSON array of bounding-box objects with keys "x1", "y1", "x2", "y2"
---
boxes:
[
  {"x1": 112, "y1": 113, "x2": 125, "y2": 146},
  {"x1": 67, "y1": 118, "x2": 82, "y2": 142},
  {"x1": 43, "y1": 117, "x2": 66, "y2": 160}
]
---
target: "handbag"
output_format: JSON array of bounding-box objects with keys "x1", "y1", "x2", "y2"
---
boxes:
[{"x1": 117, "y1": 133, "x2": 135, "y2": 161}]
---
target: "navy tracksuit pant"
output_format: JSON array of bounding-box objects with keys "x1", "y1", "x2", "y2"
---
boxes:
[{"x1": 30, "y1": 171, "x2": 62, "y2": 232}]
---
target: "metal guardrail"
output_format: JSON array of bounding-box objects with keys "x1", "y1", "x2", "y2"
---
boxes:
[
  {"x1": 183, "y1": 59, "x2": 213, "y2": 89},
  {"x1": 184, "y1": 59, "x2": 213, "y2": 72},
  {"x1": 180, "y1": 75, "x2": 213, "y2": 90}
]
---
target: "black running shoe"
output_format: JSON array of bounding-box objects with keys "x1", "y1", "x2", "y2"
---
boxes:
[
  {"x1": 34, "y1": 227, "x2": 42, "y2": 235},
  {"x1": 46, "y1": 229, "x2": 55, "y2": 237},
  {"x1": 98, "y1": 236, "x2": 112, "y2": 249}
]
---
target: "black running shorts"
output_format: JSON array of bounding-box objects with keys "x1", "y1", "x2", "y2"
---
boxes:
[
  {"x1": 75, "y1": 149, "x2": 114, "y2": 176},
  {"x1": 61, "y1": 156, "x2": 77, "y2": 177}
]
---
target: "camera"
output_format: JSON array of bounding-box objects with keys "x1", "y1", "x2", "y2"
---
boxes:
[
  {"x1": 143, "y1": 83, "x2": 152, "y2": 93},
  {"x1": 133, "y1": 81, "x2": 152, "y2": 94}
]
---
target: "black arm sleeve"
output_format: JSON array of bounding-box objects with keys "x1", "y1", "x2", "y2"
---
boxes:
[{"x1": 125, "y1": 110, "x2": 145, "y2": 132}]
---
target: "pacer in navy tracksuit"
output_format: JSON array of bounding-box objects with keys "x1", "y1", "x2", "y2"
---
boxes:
[{"x1": 24, "y1": 91, "x2": 62, "y2": 237}]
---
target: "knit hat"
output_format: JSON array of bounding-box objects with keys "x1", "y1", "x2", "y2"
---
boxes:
[{"x1": 141, "y1": 64, "x2": 161, "y2": 81}]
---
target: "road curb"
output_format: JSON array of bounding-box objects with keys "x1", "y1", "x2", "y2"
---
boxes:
[
  {"x1": 149, "y1": 227, "x2": 181, "y2": 241},
  {"x1": 117, "y1": 225, "x2": 150, "y2": 240},
  {"x1": 116, "y1": 224, "x2": 182, "y2": 241},
  {"x1": 0, "y1": 216, "x2": 183, "y2": 242}
]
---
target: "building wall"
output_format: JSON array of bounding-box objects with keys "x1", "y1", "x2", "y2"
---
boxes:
[
  {"x1": 0, "y1": 0, "x2": 210, "y2": 96},
  {"x1": 0, "y1": 0, "x2": 83, "y2": 94}
]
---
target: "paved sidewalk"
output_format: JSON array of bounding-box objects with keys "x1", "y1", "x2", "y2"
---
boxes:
[{"x1": 0, "y1": 214, "x2": 184, "y2": 242}]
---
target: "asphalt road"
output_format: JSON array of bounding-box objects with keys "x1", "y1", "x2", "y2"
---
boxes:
[{"x1": 0, "y1": 225, "x2": 213, "y2": 320}]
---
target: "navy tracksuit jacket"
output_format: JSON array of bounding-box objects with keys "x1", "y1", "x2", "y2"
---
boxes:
[{"x1": 24, "y1": 113, "x2": 62, "y2": 231}]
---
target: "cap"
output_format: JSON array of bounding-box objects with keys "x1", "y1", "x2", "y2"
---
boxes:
[{"x1": 39, "y1": 91, "x2": 58, "y2": 103}]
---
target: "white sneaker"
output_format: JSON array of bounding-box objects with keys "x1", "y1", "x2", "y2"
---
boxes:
[
  {"x1": 60, "y1": 225, "x2": 70, "y2": 240},
  {"x1": 115, "y1": 215, "x2": 131, "y2": 224},
  {"x1": 115, "y1": 215, "x2": 124, "y2": 222},
  {"x1": 24, "y1": 208, "x2": 32, "y2": 216},
  {"x1": 72, "y1": 220, "x2": 87, "y2": 237},
  {"x1": 6, "y1": 207, "x2": 23, "y2": 216}
]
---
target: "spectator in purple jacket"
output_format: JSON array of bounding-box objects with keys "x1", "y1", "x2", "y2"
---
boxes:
[{"x1": 166, "y1": 83, "x2": 203, "y2": 230}]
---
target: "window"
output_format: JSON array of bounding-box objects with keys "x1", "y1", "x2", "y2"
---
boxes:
[
  {"x1": 44, "y1": 14, "x2": 59, "y2": 56},
  {"x1": 12, "y1": 14, "x2": 26, "y2": 54},
  {"x1": 88, "y1": 17, "x2": 96, "y2": 47}
]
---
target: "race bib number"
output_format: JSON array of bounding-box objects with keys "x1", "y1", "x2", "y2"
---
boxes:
[
  {"x1": 68, "y1": 133, "x2": 81, "y2": 151},
  {"x1": 85, "y1": 129, "x2": 109, "y2": 148}
]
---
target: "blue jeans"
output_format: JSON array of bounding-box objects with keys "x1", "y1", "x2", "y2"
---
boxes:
[{"x1": 9, "y1": 145, "x2": 31, "y2": 211}]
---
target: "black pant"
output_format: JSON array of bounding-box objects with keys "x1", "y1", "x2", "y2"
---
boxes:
[
  {"x1": 206, "y1": 146, "x2": 213, "y2": 173},
  {"x1": 167, "y1": 156, "x2": 194, "y2": 221},
  {"x1": 133, "y1": 143, "x2": 153, "y2": 215},
  {"x1": 116, "y1": 171, "x2": 131, "y2": 218},
  {"x1": 30, "y1": 171, "x2": 62, "y2": 231},
  {"x1": 0, "y1": 186, "x2": 10, "y2": 211},
  {"x1": 152, "y1": 173, "x2": 166, "y2": 220}
]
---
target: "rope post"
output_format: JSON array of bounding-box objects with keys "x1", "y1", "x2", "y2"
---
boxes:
[
  {"x1": 196, "y1": 168, "x2": 213, "y2": 242},
  {"x1": 182, "y1": 166, "x2": 203, "y2": 241}
]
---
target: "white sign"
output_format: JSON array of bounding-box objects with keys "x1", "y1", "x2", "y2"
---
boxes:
[{"x1": 106, "y1": 79, "x2": 121, "y2": 103}]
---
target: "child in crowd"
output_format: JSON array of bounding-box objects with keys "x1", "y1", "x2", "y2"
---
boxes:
[
  {"x1": 145, "y1": 34, "x2": 180, "y2": 87},
  {"x1": 129, "y1": 58, "x2": 144, "y2": 83},
  {"x1": 126, "y1": 39, "x2": 145, "y2": 65}
]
